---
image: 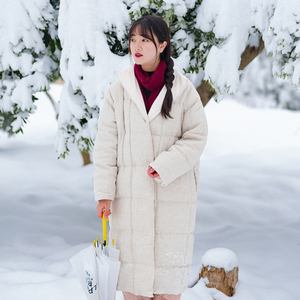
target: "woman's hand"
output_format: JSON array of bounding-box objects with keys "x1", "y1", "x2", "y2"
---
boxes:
[
  {"x1": 147, "y1": 166, "x2": 159, "y2": 178},
  {"x1": 96, "y1": 199, "x2": 112, "y2": 219}
]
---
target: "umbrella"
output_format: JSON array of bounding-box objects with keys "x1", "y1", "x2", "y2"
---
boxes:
[{"x1": 70, "y1": 212, "x2": 121, "y2": 300}]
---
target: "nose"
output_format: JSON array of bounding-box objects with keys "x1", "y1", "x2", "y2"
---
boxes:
[{"x1": 135, "y1": 42, "x2": 141, "y2": 51}]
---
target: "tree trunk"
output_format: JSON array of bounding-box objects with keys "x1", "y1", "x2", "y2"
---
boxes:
[
  {"x1": 200, "y1": 265, "x2": 239, "y2": 297},
  {"x1": 81, "y1": 151, "x2": 91, "y2": 166},
  {"x1": 197, "y1": 37, "x2": 265, "y2": 107},
  {"x1": 45, "y1": 91, "x2": 59, "y2": 119}
]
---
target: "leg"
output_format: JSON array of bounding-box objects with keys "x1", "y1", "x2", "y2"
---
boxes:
[
  {"x1": 153, "y1": 294, "x2": 181, "y2": 300},
  {"x1": 122, "y1": 291, "x2": 153, "y2": 300}
]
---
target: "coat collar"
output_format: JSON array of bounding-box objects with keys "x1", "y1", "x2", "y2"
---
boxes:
[{"x1": 116, "y1": 64, "x2": 188, "y2": 123}]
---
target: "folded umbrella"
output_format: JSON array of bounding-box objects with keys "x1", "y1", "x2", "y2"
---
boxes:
[{"x1": 70, "y1": 212, "x2": 121, "y2": 300}]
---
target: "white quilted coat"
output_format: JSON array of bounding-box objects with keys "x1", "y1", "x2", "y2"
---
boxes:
[{"x1": 93, "y1": 65, "x2": 208, "y2": 297}]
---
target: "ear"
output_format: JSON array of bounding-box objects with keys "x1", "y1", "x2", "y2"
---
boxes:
[{"x1": 159, "y1": 41, "x2": 168, "y2": 53}]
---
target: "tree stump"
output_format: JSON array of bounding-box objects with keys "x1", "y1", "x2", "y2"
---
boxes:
[{"x1": 199, "y1": 248, "x2": 239, "y2": 297}]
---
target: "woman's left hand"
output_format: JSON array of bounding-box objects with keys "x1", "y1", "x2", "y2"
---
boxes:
[{"x1": 147, "y1": 166, "x2": 159, "y2": 178}]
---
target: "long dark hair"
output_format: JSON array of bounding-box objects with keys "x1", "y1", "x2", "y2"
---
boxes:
[{"x1": 128, "y1": 15, "x2": 175, "y2": 119}]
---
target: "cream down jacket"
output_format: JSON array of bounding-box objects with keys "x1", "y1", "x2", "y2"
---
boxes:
[{"x1": 93, "y1": 64, "x2": 208, "y2": 297}]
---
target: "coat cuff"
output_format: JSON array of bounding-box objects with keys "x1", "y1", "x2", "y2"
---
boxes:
[
  {"x1": 94, "y1": 193, "x2": 115, "y2": 202},
  {"x1": 153, "y1": 175, "x2": 166, "y2": 187}
]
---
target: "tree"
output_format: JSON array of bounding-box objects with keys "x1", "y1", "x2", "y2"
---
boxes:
[
  {"x1": 55, "y1": 0, "x2": 130, "y2": 158},
  {"x1": 0, "y1": 0, "x2": 60, "y2": 135},
  {"x1": 235, "y1": 49, "x2": 300, "y2": 110},
  {"x1": 195, "y1": 0, "x2": 300, "y2": 104},
  {"x1": 2, "y1": 1, "x2": 299, "y2": 157},
  {"x1": 56, "y1": 0, "x2": 300, "y2": 158}
]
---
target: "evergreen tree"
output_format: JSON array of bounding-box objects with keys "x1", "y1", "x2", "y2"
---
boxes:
[
  {"x1": 0, "y1": 0, "x2": 60, "y2": 135},
  {"x1": 56, "y1": 0, "x2": 300, "y2": 157},
  {"x1": 2, "y1": 0, "x2": 299, "y2": 157},
  {"x1": 55, "y1": 0, "x2": 222, "y2": 158},
  {"x1": 55, "y1": 0, "x2": 130, "y2": 158}
]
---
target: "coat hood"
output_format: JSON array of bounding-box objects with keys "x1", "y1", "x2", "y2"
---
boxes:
[{"x1": 116, "y1": 64, "x2": 189, "y2": 123}]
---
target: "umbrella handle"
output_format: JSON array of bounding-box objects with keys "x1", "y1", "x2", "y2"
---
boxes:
[{"x1": 102, "y1": 211, "x2": 108, "y2": 246}]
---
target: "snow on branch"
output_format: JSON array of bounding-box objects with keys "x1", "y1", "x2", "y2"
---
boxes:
[
  {"x1": 196, "y1": 0, "x2": 300, "y2": 99},
  {"x1": 55, "y1": 0, "x2": 130, "y2": 157},
  {"x1": 0, "y1": 0, "x2": 59, "y2": 135},
  {"x1": 55, "y1": 0, "x2": 300, "y2": 156}
]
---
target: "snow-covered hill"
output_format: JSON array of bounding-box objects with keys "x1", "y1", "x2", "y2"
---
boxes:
[{"x1": 0, "y1": 84, "x2": 299, "y2": 299}]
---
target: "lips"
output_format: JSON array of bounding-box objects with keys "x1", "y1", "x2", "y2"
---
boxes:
[{"x1": 135, "y1": 53, "x2": 143, "y2": 57}]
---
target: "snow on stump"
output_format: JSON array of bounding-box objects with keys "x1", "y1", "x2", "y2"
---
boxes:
[{"x1": 199, "y1": 248, "x2": 239, "y2": 297}]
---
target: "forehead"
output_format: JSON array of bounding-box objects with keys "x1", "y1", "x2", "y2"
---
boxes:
[
  {"x1": 133, "y1": 24, "x2": 155, "y2": 37},
  {"x1": 131, "y1": 25, "x2": 149, "y2": 36}
]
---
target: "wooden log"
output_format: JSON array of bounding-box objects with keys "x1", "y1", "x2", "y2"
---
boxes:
[
  {"x1": 199, "y1": 248, "x2": 239, "y2": 296},
  {"x1": 200, "y1": 265, "x2": 238, "y2": 296}
]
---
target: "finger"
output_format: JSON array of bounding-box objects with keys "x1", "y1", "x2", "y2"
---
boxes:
[
  {"x1": 104, "y1": 209, "x2": 111, "y2": 219},
  {"x1": 150, "y1": 168, "x2": 157, "y2": 174},
  {"x1": 148, "y1": 166, "x2": 153, "y2": 173},
  {"x1": 151, "y1": 171, "x2": 159, "y2": 178},
  {"x1": 97, "y1": 205, "x2": 105, "y2": 219},
  {"x1": 100, "y1": 208, "x2": 106, "y2": 219}
]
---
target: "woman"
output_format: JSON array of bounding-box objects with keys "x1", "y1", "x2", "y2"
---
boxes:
[{"x1": 93, "y1": 15, "x2": 208, "y2": 300}]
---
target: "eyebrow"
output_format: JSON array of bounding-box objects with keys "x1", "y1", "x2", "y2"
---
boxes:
[{"x1": 130, "y1": 33, "x2": 152, "y2": 40}]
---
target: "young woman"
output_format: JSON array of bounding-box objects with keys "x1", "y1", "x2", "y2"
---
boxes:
[{"x1": 94, "y1": 15, "x2": 208, "y2": 300}]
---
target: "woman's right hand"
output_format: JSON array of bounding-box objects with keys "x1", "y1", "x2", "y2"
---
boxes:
[{"x1": 96, "y1": 199, "x2": 112, "y2": 219}]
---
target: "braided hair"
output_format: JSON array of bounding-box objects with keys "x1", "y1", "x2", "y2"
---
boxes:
[{"x1": 128, "y1": 15, "x2": 175, "y2": 119}]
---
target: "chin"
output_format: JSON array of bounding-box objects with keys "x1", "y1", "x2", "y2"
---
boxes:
[{"x1": 132, "y1": 58, "x2": 142, "y2": 65}]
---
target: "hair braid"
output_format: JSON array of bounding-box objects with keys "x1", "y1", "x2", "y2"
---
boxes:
[{"x1": 161, "y1": 57, "x2": 175, "y2": 119}]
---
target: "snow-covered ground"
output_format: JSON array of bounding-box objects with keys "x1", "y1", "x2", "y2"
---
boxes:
[{"x1": 0, "y1": 84, "x2": 299, "y2": 300}]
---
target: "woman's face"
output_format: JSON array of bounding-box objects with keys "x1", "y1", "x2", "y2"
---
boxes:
[{"x1": 130, "y1": 27, "x2": 167, "y2": 72}]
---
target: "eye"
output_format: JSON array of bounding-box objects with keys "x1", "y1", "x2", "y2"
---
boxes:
[{"x1": 142, "y1": 38, "x2": 149, "y2": 42}]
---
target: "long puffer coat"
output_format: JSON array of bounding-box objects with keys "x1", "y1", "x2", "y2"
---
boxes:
[{"x1": 93, "y1": 64, "x2": 208, "y2": 297}]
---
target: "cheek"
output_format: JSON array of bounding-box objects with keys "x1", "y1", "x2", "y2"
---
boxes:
[{"x1": 147, "y1": 45, "x2": 158, "y2": 57}]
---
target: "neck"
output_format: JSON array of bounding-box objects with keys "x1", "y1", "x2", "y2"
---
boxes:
[{"x1": 141, "y1": 59, "x2": 161, "y2": 72}]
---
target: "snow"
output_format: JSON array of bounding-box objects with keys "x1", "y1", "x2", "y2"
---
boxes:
[
  {"x1": 0, "y1": 84, "x2": 300, "y2": 300},
  {"x1": 201, "y1": 248, "x2": 238, "y2": 272}
]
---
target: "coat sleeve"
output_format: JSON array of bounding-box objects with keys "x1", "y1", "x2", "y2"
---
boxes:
[
  {"x1": 148, "y1": 94, "x2": 208, "y2": 187},
  {"x1": 93, "y1": 88, "x2": 118, "y2": 202}
]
